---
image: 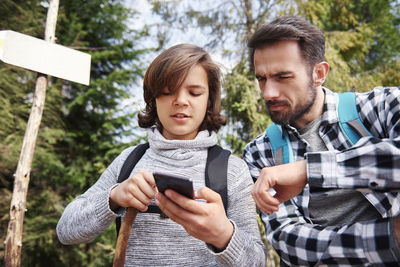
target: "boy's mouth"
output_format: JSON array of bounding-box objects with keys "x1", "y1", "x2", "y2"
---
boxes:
[{"x1": 171, "y1": 113, "x2": 190, "y2": 118}]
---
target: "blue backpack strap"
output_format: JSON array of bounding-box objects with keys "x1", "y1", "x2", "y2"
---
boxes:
[
  {"x1": 337, "y1": 92, "x2": 371, "y2": 145},
  {"x1": 265, "y1": 123, "x2": 293, "y2": 164},
  {"x1": 205, "y1": 145, "x2": 231, "y2": 213},
  {"x1": 265, "y1": 92, "x2": 371, "y2": 165}
]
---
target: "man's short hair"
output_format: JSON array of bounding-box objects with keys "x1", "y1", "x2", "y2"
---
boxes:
[{"x1": 248, "y1": 16, "x2": 325, "y2": 68}]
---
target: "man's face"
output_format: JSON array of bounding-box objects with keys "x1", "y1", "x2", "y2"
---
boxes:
[{"x1": 254, "y1": 40, "x2": 317, "y2": 128}]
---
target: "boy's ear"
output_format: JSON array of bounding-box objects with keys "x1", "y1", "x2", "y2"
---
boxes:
[{"x1": 312, "y1": 62, "x2": 329, "y2": 87}]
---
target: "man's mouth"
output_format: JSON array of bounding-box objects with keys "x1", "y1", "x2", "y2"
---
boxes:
[{"x1": 266, "y1": 100, "x2": 289, "y2": 111}]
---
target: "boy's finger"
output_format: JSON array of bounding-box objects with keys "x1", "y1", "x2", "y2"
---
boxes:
[
  {"x1": 156, "y1": 192, "x2": 191, "y2": 224},
  {"x1": 194, "y1": 187, "x2": 221, "y2": 204},
  {"x1": 140, "y1": 169, "x2": 157, "y2": 187}
]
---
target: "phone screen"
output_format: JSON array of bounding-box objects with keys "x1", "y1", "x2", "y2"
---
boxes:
[{"x1": 153, "y1": 172, "x2": 194, "y2": 199}]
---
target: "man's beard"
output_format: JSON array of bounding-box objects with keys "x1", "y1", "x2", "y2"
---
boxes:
[{"x1": 266, "y1": 81, "x2": 316, "y2": 125}]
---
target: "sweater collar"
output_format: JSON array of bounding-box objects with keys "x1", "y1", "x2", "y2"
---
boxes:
[{"x1": 147, "y1": 127, "x2": 218, "y2": 159}]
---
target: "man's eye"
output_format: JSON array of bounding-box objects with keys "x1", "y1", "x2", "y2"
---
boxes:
[
  {"x1": 256, "y1": 76, "x2": 265, "y2": 81},
  {"x1": 280, "y1": 76, "x2": 291, "y2": 79}
]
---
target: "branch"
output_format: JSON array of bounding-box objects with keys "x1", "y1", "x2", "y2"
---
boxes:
[{"x1": 68, "y1": 46, "x2": 107, "y2": 51}]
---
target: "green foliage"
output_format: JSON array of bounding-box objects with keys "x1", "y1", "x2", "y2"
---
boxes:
[
  {"x1": 20, "y1": 188, "x2": 117, "y2": 266},
  {"x1": 223, "y1": 61, "x2": 270, "y2": 152},
  {"x1": 301, "y1": 0, "x2": 400, "y2": 91},
  {"x1": 0, "y1": 0, "x2": 151, "y2": 266},
  {"x1": 0, "y1": 0, "x2": 47, "y2": 188}
]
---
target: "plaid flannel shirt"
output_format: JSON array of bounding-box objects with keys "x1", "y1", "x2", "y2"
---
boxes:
[{"x1": 243, "y1": 87, "x2": 400, "y2": 266}]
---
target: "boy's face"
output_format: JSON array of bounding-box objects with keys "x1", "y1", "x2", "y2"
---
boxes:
[{"x1": 156, "y1": 64, "x2": 209, "y2": 140}]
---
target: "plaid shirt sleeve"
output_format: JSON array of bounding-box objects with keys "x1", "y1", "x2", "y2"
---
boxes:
[
  {"x1": 244, "y1": 137, "x2": 400, "y2": 265},
  {"x1": 307, "y1": 87, "x2": 400, "y2": 191},
  {"x1": 263, "y1": 200, "x2": 397, "y2": 266},
  {"x1": 243, "y1": 87, "x2": 400, "y2": 266}
]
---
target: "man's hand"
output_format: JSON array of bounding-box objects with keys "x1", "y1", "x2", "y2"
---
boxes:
[
  {"x1": 109, "y1": 169, "x2": 157, "y2": 212},
  {"x1": 155, "y1": 187, "x2": 234, "y2": 251},
  {"x1": 252, "y1": 160, "x2": 307, "y2": 214}
]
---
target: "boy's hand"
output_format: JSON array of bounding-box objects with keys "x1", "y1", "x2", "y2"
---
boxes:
[
  {"x1": 110, "y1": 169, "x2": 157, "y2": 212},
  {"x1": 156, "y1": 187, "x2": 234, "y2": 251}
]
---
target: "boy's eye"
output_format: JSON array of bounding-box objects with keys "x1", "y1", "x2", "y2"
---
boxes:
[
  {"x1": 190, "y1": 91, "x2": 202, "y2": 96},
  {"x1": 161, "y1": 90, "x2": 171, "y2": 96}
]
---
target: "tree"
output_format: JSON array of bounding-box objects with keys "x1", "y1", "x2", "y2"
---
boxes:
[
  {"x1": 0, "y1": 0, "x2": 151, "y2": 266},
  {"x1": 299, "y1": 0, "x2": 400, "y2": 91},
  {"x1": 0, "y1": 1, "x2": 47, "y2": 263}
]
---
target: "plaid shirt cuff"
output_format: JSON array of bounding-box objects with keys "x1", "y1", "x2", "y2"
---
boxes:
[{"x1": 306, "y1": 151, "x2": 338, "y2": 188}]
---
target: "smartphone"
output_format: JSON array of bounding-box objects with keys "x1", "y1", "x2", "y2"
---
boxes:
[{"x1": 153, "y1": 172, "x2": 194, "y2": 199}]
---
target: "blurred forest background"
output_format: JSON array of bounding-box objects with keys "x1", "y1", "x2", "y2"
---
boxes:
[{"x1": 0, "y1": 0, "x2": 399, "y2": 266}]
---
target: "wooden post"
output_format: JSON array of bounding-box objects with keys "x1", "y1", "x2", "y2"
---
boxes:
[
  {"x1": 4, "y1": 1, "x2": 59, "y2": 266},
  {"x1": 113, "y1": 207, "x2": 139, "y2": 267}
]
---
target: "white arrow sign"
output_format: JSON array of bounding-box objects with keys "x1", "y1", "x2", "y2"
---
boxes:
[{"x1": 0, "y1": 30, "x2": 91, "y2": 85}]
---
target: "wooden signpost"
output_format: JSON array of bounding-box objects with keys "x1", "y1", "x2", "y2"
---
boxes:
[
  {"x1": 0, "y1": 32, "x2": 91, "y2": 85},
  {"x1": 3, "y1": 1, "x2": 91, "y2": 266}
]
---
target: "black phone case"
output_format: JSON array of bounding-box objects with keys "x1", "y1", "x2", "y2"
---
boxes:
[{"x1": 153, "y1": 172, "x2": 194, "y2": 199}]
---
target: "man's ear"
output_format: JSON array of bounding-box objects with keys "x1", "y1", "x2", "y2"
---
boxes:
[{"x1": 313, "y1": 62, "x2": 329, "y2": 87}]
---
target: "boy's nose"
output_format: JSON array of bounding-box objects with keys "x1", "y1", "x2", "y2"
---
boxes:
[{"x1": 173, "y1": 90, "x2": 189, "y2": 106}]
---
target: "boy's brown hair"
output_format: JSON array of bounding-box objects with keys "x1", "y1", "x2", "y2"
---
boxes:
[{"x1": 138, "y1": 43, "x2": 226, "y2": 132}]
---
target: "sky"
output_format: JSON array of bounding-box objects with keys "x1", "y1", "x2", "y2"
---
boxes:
[{"x1": 124, "y1": 0, "x2": 233, "y2": 67}]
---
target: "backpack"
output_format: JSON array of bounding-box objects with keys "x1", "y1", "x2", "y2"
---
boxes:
[
  {"x1": 115, "y1": 143, "x2": 231, "y2": 234},
  {"x1": 266, "y1": 92, "x2": 372, "y2": 165}
]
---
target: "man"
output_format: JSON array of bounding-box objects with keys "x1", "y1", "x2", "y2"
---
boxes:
[{"x1": 243, "y1": 15, "x2": 400, "y2": 266}]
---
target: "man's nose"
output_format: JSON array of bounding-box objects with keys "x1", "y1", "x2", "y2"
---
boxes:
[{"x1": 261, "y1": 81, "x2": 280, "y2": 101}]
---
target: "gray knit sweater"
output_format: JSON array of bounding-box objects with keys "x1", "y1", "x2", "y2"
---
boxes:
[{"x1": 56, "y1": 128, "x2": 266, "y2": 266}]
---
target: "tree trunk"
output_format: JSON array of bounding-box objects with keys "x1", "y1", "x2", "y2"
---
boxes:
[
  {"x1": 4, "y1": 1, "x2": 59, "y2": 266},
  {"x1": 244, "y1": 0, "x2": 255, "y2": 73}
]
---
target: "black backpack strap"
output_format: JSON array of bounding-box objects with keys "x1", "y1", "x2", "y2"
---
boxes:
[
  {"x1": 116, "y1": 143, "x2": 149, "y2": 235},
  {"x1": 117, "y1": 143, "x2": 150, "y2": 183},
  {"x1": 205, "y1": 145, "x2": 231, "y2": 214}
]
